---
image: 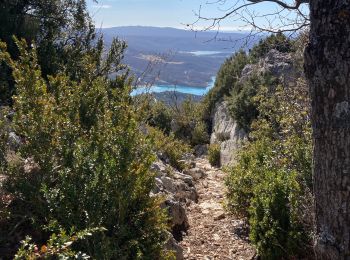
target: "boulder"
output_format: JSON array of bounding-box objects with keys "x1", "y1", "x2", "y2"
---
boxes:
[
  {"x1": 261, "y1": 49, "x2": 293, "y2": 77},
  {"x1": 7, "y1": 132, "x2": 21, "y2": 151},
  {"x1": 151, "y1": 159, "x2": 198, "y2": 245},
  {"x1": 162, "y1": 196, "x2": 189, "y2": 239},
  {"x1": 193, "y1": 144, "x2": 208, "y2": 157},
  {"x1": 151, "y1": 159, "x2": 198, "y2": 202},
  {"x1": 184, "y1": 167, "x2": 206, "y2": 181},
  {"x1": 164, "y1": 231, "x2": 184, "y2": 260},
  {"x1": 160, "y1": 176, "x2": 198, "y2": 202},
  {"x1": 240, "y1": 63, "x2": 258, "y2": 83},
  {"x1": 151, "y1": 160, "x2": 167, "y2": 178},
  {"x1": 170, "y1": 119, "x2": 180, "y2": 133},
  {"x1": 240, "y1": 49, "x2": 297, "y2": 87}
]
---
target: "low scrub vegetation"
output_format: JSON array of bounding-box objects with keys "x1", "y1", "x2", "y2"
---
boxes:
[
  {"x1": 148, "y1": 126, "x2": 192, "y2": 170},
  {"x1": 201, "y1": 33, "x2": 293, "y2": 130},
  {"x1": 0, "y1": 39, "x2": 171, "y2": 259},
  {"x1": 143, "y1": 96, "x2": 209, "y2": 147},
  {"x1": 228, "y1": 73, "x2": 279, "y2": 131},
  {"x1": 226, "y1": 81, "x2": 313, "y2": 259},
  {"x1": 208, "y1": 144, "x2": 221, "y2": 167}
]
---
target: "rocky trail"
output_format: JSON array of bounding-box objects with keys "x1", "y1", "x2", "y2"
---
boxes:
[{"x1": 180, "y1": 157, "x2": 255, "y2": 260}]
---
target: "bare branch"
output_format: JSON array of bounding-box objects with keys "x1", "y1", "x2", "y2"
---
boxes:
[
  {"x1": 187, "y1": 0, "x2": 310, "y2": 41},
  {"x1": 247, "y1": 0, "x2": 309, "y2": 10}
]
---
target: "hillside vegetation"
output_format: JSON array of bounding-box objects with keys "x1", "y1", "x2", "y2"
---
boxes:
[
  {"x1": 137, "y1": 33, "x2": 314, "y2": 259},
  {"x1": 0, "y1": 1, "x2": 315, "y2": 258},
  {"x1": 203, "y1": 33, "x2": 313, "y2": 259},
  {"x1": 0, "y1": 1, "x2": 178, "y2": 258}
]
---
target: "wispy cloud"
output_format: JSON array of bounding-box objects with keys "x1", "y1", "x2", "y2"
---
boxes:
[{"x1": 92, "y1": 4, "x2": 112, "y2": 9}]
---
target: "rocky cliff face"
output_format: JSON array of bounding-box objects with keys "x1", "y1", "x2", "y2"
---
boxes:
[
  {"x1": 210, "y1": 49, "x2": 296, "y2": 167},
  {"x1": 210, "y1": 102, "x2": 246, "y2": 166},
  {"x1": 241, "y1": 49, "x2": 297, "y2": 86}
]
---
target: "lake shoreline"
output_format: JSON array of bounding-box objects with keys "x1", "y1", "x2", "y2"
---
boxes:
[{"x1": 131, "y1": 76, "x2": 216, "y2": 96}]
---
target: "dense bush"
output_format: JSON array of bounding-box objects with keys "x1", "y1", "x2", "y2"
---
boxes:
[
  {"x1": 226, "y1": 80, "x2": 313, "y2": 259},
  {"x1": 228, "y1": 73, "x2": 279, "y2": 131},
  {"x1": 148, "y1": 126, "x2": 192, "y2": 170},
  {"x1": 14, "y1": 228, "x2": 104, "y2": 259},
  {"x1": 202, "y1": 50, "x2": 249, "y2": 125},
  {"x1": 146, "y1": 98, "x2": 173, "y2": 134},
  {"x1": 0, "y1": 0, "x2": 104, "y2": 105},
  {"x1": 0, "y1": 40, "x2": 170, "y2": 259},
  {"x1": 136, "y1": 94, "x2": 209, "y2": 147},
  {"x1": 191, "y1": 121, "x2": 210, "y2": 146},
  {"x1": 249, "y1": 32, "x2": 294, "y2": 62},
  {"x1": 208, "y1": 144, "x2": 221, "y2": 167}
]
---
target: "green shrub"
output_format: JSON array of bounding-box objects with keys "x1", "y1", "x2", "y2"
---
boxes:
[
  {"x1": 191, "y1": 121, "x2": 209, "y2": 146},
  {"x1": 228, "y1": 73, "x2": 279, "y2": 131},
  {"x1": 202, "y1": 50, "x2": 249, "y2": 124},
  {"x1": 249, "y1": 169, "x2": 306, "y2": 260},
  {"x1": 146, "y1": 98, "x2": 172, "y2": 134},
  {"x1": 249, "y1": 32, "x2": 294, "y2": 62},
  {"x1": 15, "y1": 228, "x2": 104, "y2": 259},
  {"x1": 226, "y1": 78, "x2": 313, "y2": 258},
  {"x1": 208, "y1": 144, "x2": 221, "y2": 167},
  {"x1": 149, "y1": 126, "x2": 192, "y2": 170},
  {"x1": 159, "y1": 97, "x2": 209, "y2": 146},
  {"x1": 0, "y1": 40, "x2": 169, "y2": 259},
  {"x1": 225, "y1": 137, "x2": 270, "y2": 217}
]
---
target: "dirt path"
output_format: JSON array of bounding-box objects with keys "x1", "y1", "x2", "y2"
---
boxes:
[{"x1": 180, "y1": 158, "x2": 256, "y2": 260}]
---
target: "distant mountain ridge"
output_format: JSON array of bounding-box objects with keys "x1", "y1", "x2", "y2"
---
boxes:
[
  {"x1": 102, "y1": 26, "x2": 245, "y2": 38},
  {"x1": 102, "y1": 26, "x2": 258, "y2": 87}
]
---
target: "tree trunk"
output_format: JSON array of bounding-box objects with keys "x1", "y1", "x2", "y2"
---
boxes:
[{"x1": 304, "y1": 0, "x2": 350, "y2": 259}]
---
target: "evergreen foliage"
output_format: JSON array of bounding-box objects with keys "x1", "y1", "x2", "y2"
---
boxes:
[
  {"x1": 228, "y1": 73, "x2": 280, "y2": 131},
  {"x1": 146, "y1": 99, "x2": 173, "y2": 134},
  {"x1": 0, "y1": 0, "x2": 111, "y2": 105},
  {"x1": 208, "y1": 144, "x2": 221, "y2": 167},
  {"x1": 249, "y1": 32, "x2": 294, "y2": 62},
  {"x1": 202, "y1": 50, "x2": 249, "y2": 125},
  {"x1": 171, "y1": 98, "x2": 209, "y2": 146},
  {"x1": 226, "y1": 81, "x2": 313, "y2": 259},
  {"x1": 0, "y1": 39, "x2": 170, "y2": 259},
  {"x1": 143, "y1": 96, "x2": 209, "y2": 147},
  {"x1": 148, "y1": 126, "x2": 192, "y2": 170}
]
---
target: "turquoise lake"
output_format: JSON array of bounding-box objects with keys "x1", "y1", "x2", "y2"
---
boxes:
[{"x1": 131, "y1": 77, "x2": 216, "y2": 96}]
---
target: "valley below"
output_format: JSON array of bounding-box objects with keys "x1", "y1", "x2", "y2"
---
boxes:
[{"x1": 103, "y1": 26, "x2": 256, "y2": 89}]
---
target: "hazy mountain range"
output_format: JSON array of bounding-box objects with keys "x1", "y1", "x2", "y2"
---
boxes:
[{"x1": 102, "y1": 26, "x2": 257, "y2": 87}]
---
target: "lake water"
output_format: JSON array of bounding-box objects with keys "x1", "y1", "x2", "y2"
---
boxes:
[
  {"x1": 131, "y1": 77, "x2": 216, "y2": 96},
  {"x1": 180, "y1": 51, "x2": 228, "y2": 56}
]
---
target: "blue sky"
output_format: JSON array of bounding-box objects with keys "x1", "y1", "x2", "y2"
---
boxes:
[
  {"x1": 88, "y1": 0, "x2": 225, "y2": 29},
  {"x1": 87, "y1": 0, "x2": 308, "y2": 31}
]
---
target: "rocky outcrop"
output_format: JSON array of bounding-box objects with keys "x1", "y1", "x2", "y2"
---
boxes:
[
  {"x1": 241, "y1": 49, "x2": 297, "y2": 86},
  {"x1": 211, "y1": 49, "x2": 297, "y2": 167},
  {"x1": 151, "y1": 158, "x2": 201, "y2": 259},
  {"x1": 210, "y1": 102, "x2": 246, "y2": 166},
  {"x1": 151, "y1": 160, "x2": 198, "y2": 203}
]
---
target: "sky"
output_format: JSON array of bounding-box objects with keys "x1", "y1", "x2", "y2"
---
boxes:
[{"x1": 87, "y1": 0, "x2": 308, "y2": 31}]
